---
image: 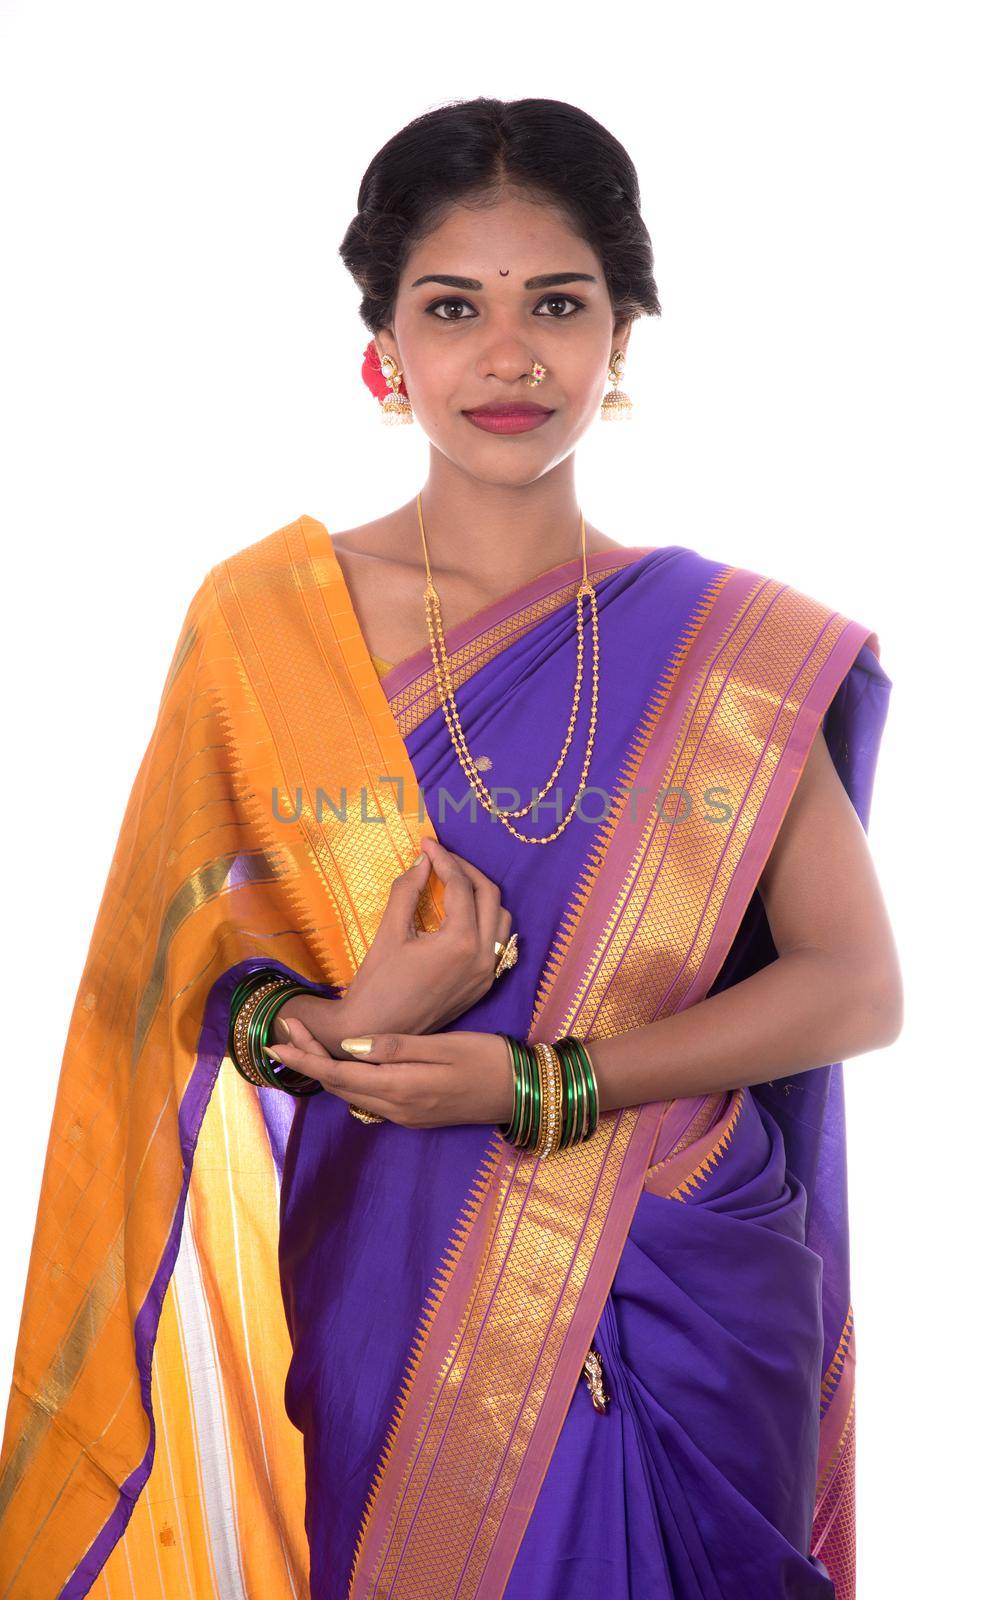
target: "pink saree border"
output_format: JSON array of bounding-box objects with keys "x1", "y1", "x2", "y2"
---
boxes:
[
  {"x1": 816, "y1": 1329, "x2": 856, "y2": 1497},
  {"x1": 681, "y1": 615, "x2": 875, "y2": 1011}
]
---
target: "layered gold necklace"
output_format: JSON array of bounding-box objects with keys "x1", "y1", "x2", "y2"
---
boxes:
[{"x1": 417, "y1": 492, "x2": 600, "y2": 846}]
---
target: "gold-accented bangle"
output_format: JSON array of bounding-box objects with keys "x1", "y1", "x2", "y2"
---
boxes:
[
  {"x1": 532, "y1": 1042, "x2": 551, "y2": 1157},
  {"x1": 232, "y1": 977, "x2": 288, "y2": 1087},
  {"x1": 498, "y1": 1038, "x2": 578, "y2": 1158},
  {"x1": 521, "y1": 1043, "x2": 542, "y2": 1151},
  {"x1": 230, "y1": 973, "x2": 321, "y2": 1094},
  {"x1": 534, "y1": 1042, "x2": 561, "y2": 1160}
]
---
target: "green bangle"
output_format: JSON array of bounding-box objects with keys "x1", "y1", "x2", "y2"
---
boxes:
[
  {"x1": 578, "y1": 1039, "x2": 601, "y2": 1133},
  {"x1": 526, "y1": 1044, "x2": 547, "y2": 1153},
  {"x1": 228, "y1": 968, "x2": 288, "y2": 1060},
  {"x1": 250, "y1": 991, "x2": 287, "y2": 1088},
  {"x1": 229, "y1": 971, "x2": 323, "y2": 1096},
  {"x1": 498, "y1": 1038, "x2": 543, "y2": 1152},
  {"x1": 556, "y1": 1041, "x2": 581, "y2": 1148},
  {"x1": 513, "y1": 1039, "x2": 536, "y2": 1149},
  {"x1": 254, "y1": 983, "x2": 321, "y2": 1095},
  {"x1": 569, "y1": 1041, "x2": 588, "y2": 1146},
  {"x1": 509, "y1": 1035, "x2": 522, "y2": 1142},
  {"x1": 556, "y1": 1036, "x2": 582, "y2": 1152},
  {"x1": 552, "y1": 1037, "x2": 578, "y2": 1144},
  {"x1": 563, "y1": 1038, "x2": 591, "y2": 1143},
  {"x1": 228, "y1": 971, "x2": 283, "y2": 1086},
  {"x1": 559, "y1": 1035, "x2": 600, "y2": 1140},
  {"x1": 566, "y1": 1037, "x2": 591, "y2": 1141},
  {"x1": 514, "y1": 1038, "x2": 530, "y2": 1145},
  {"x1": 500, "y1": 1038, "x2": 586, "y2": 1156},
  {"x1": 498, "y1": 1034, "x2": 521, "y2": 1143},
  {"x1": 246, "y1": 984, "x2": 288, "y2": 1088}
]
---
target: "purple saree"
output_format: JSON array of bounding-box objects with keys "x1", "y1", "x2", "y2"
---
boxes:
[
  {"x1": 273, "y1": 538, "x2": 891, "y2": 1599},
  {"x1": 0, "y1": 518, "x2": 891, "y2": 1600}
]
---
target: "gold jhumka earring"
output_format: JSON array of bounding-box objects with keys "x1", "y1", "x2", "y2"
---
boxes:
[
  {"x1": 378, "y1": 351, "x2": 414, "y2": 424},
  {"x1": 600, "y1": 348, "x2": 633, "y2": 420}
]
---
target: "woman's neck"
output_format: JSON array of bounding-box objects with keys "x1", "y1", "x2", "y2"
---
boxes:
[{"x1": 411, "y1": 454, "x2": 625, "y2": 589}]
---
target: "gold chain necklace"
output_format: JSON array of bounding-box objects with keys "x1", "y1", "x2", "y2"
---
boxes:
[{"x1": 417, "y1": 492, "x2": 600, "y2": 846}]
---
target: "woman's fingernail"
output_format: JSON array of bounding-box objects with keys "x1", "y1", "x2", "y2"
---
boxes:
[
  {"x1": 273, "y1": 1016, "x2": 292, "y2": 1041},
  {"x1": 340, "y1": 1036, "x2": 374, "y2": 1054},
  {"x1": 264, "y1": 1046, "x2": 284, "y2": 1061}
]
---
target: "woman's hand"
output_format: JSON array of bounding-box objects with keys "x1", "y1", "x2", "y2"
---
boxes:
[
  {"x1": 278, "y1": 836, "x2": 514, "y2": 1051},
  {"x1": 265, "y1": 1015, "x2": 516, "y2": 1128}
]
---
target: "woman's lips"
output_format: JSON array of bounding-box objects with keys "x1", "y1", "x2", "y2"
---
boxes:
[{"x1": 462, "y1": 406, "x2": 554, "y2": 435}]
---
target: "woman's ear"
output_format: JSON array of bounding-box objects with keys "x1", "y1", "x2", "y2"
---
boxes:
[
  {"x1": 376, "y1": 327, "x2": 401, "y2": 369},
  {"x1": 612, "y1": 315, "x2": 633, "y2": 354}
]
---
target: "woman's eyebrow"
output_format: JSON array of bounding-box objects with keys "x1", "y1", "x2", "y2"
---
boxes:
[{"x1": 409, "y1": 272, "x2": 598, "y2": 290}]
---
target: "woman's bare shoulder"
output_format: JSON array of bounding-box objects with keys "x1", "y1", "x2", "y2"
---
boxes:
[{"x1": 329, "y1": 509, "x2": 418, "y2": 564}]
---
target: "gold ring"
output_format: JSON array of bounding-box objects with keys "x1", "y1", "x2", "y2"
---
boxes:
[
  {"x1": 494, "y1": 932, "x2": 519, "y2": 978},
  {"x1": 348, "y1": 1104, "x2": 385, "y2": 1123}
]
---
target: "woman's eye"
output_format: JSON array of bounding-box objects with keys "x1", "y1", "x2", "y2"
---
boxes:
[
  {"x1": 535, "y1": 294, "x2": 583, "y2": 318},
  {"x1": 428, "y1": 299, "x2": 477, "y2": 321},
  {"x1": 426, "y1": 294, "x2": 584, "y2": 321}
]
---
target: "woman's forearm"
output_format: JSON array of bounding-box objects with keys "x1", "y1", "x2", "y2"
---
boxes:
[{"x1": 587, "y1": 949, "x2": 904, "y2": 1113}]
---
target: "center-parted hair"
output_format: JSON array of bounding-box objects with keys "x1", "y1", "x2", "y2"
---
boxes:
[{"x1": 339, "y1": 96, "x2": 662, "y2": 336}]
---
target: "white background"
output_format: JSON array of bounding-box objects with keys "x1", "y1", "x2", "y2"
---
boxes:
[{"x1": 1, "y1": 2, "x2": 990, "y2": 1592}]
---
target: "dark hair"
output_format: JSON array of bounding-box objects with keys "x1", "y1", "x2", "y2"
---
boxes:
[{"x1": 339, "y1": 97, "x2": 662, "y2": 336}]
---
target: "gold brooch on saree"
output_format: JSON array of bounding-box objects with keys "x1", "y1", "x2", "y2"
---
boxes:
[{"x1": 582, "y1": 1345, "x2": 610, "y2": 1413}]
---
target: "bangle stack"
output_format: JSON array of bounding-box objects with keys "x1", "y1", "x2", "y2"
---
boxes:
[
  {"x1": 227, "y1": 974, "x2": 603, "y2": 1142},
  {"x1": 228, "y1": 969, "x2": 323, "y2": 1097},
  {"x1": 497, "y1": 1034, "x2": 601, "y2": 1158}
]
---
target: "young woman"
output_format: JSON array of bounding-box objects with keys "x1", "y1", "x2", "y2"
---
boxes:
[{"x1": 0, "y1": 98, "x2": 901, "y2": 1599}]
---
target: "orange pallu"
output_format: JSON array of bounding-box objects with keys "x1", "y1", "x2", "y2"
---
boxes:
[{"x1": 0, "y1": 515, "x2": 889, "y2": 1597}]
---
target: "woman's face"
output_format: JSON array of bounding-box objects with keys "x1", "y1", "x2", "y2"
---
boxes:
[{"x1": 375, "y1": 190, "x2": 631, "y2": 486}]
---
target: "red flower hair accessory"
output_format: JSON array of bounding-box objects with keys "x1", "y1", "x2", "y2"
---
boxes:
[{"x1": 362, "y1": 338, "x2": 409, "y2": 402}]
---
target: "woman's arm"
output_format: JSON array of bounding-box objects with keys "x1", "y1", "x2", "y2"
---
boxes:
[
  {"x1": 265, "y1": 730, "x2": 904, "y2": 1128},
  {"x1": 268, "y1": 836, "x2": 514, "y2": 1058},
  {"x1": 588, "y1": 726, "x2": 904, "y2": 1112}
]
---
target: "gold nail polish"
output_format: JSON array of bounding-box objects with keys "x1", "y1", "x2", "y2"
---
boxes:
[{"x1": 340, "y1": 1036, "x2": 374, "y2": 1054}]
